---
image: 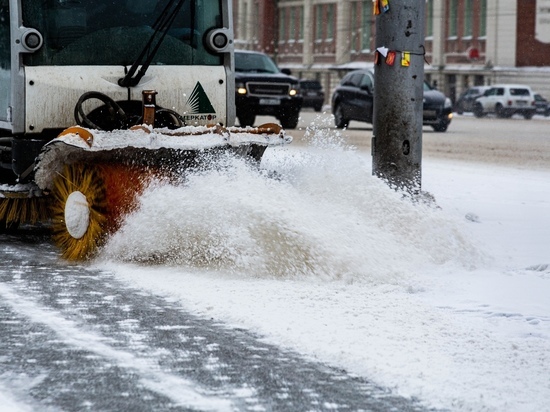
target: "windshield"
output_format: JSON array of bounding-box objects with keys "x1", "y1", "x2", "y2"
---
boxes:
[
  {"x1": 235, "y1": 52, "x2": 280, "y2": 74},
  {"x1": 300, "y1": 81, "x2": 321, "y2": 90},
  {"x1": 22, "y1": 0, "x2": 222, "y2": 66}
]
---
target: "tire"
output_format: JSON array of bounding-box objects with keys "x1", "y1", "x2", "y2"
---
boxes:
[
  {"x1": 473, "y1": 103, "x2": 485, "y2": 118},
  {"x1": 238, "y1": 112, "x2": 256, "y2": 127},
  {"x1": 333, "y1": 104, "x2": 349, "y2": 129},
  {"x1": 496, "y1": 104, "x2": 506, "y2": 118},
  {"x1": 523, "y1": 112, "x2": 534, "y2": 119},
  {"x1": 314, "y1": 105, "x2": 323, "y2": 112},
  {"x1": 280, "y1": 111, "x2": 300, "y2": 129},
  {"x1": 432, "y1": 122, "x2": 448, "y2": 132}
]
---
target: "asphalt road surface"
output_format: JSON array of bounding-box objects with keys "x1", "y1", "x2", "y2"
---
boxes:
[
  {"x1": 1, "y1": 231, "x2": 438, "y2": 412},
  {"x1": 283, "y1": 110, "x2": 550, "y2": 171}
]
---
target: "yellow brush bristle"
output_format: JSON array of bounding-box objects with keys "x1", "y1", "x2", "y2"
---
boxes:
[
  {"x1": 2, "y1": 162, "x2": 152, "y2": 260},
  {"x1": 49, "y1": 162, "x2": 151, "y2": 261},
  {"x1": 0, "y1": 197, "x2": 50, "y2": 228},
  {"x1": 50, "y1": 163, "x2": 109, "y2": 260}
]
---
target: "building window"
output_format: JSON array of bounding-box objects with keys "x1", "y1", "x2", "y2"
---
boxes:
[
  {"x1": 251, "y1": 2, "x2": 259, "y2": 43},
  {"x1": 361, "y1": 1, "x2": 372, "y2": 50},
  {"x1": 288, "y1": 6, "x2": 303, "y2": 41},
  {"x1": 315, "y1": 5, "x2": 323, "y2": 41},
  {"x1": 449, "y1": 0, "x2": 458, "y2": 37},
  {"x1": 327, "y1": 3, "x2": 335, "y2": 40},
  {"x1": 426, "y1": 0, "x2": 434, "y2": 37},
  {"x1": 299, "y1": 6, "x2": 304, "y2": 41},
  {"x1": 279, "y1": 7, "x2": 286, "y2": 42},
  {"x1": 463, "y1": 0, "x2": 473, "y2": 37},
  {"x1": 480, "y1": 0, "x2": 487, "y2": 37},
  {"x1": 314, "y1": 3, "x2": 336, "y2": 43},
  {"x1": 350, "y1": 2, "x2": 359, "y2": 51},
  {"x1": 241, "y1": 1, "x2": 248, "y2": 40},
  {"x1": 351, "y1": 1, "x2": 371, "y2": 52},
  {"x1": 288, "y1": 7, "x2": 299, "y2": 41}
]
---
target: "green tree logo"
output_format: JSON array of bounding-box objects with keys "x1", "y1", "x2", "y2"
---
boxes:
[{"x1": 186, "y1": 82, "x2": 215, "y2": 114}]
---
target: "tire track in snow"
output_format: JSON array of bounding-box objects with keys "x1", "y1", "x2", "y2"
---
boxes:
[
  {"x1": 0, "y1": 282, "x2": 233, "y2": 412},
  {"x1": 1, "y1": 234, "x2": 439, "y2": 411}
]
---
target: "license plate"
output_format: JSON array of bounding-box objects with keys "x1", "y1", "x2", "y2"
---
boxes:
[
  {"x1": 307, "y1": 92, "x2": 317, "y2": 96},
  {"x1": 259, "y1": 98, "x2": 280, "y2": 105},
  {"x1": 517, "y1": 101, "x2": 527, "y2": 106}
]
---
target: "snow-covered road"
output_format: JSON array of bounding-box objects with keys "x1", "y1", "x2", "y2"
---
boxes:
[
  {"x1": 2, "y1": 114, "x2": 549, "y2": 411},
  {"x1": 0, "y1": 234, "x2": 431, "y2": 411},
  {"x1": 100, "y1": 114, "x2": 550, "y2": 411}
]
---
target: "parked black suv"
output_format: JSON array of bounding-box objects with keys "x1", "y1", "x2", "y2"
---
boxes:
[
  {"x1": 234, "y1": 50, "x2": 303, "y2": 129},
  {"x1": 299, "y1": 79, "x2": 325, "y2": 112},
  {"x1": 331, "y1": 69, "x2": 453, "y2": 132}
]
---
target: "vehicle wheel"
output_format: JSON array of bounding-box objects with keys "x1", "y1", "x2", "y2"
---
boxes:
[
  {"x1": 333, "y1": 104, "x2": 349, "y2": 129},
  {"x1": 432, "y1": 122, "x2": 448, "y2": 132},
  {"x1": 473, "y1": 103, "x2": 485, "y2": 118},
  {"x1": 456, "y1": 103, "x2": 464, "y2": 115},
  {"x1": 279, "y1": 111, "x2": 300, "y2": 129},
  {"x1": 495, "y1": 104, "x2": 506, "y2": 118},
  {"x1": 523, "y1": 112, "x2": 534, "y2": 120},
  {"x1": 238, "y1": 112, "x2": 256, "y2": 127},
  {"x1": 314, "y1": 105, "x2": 323, "y2": 112}
]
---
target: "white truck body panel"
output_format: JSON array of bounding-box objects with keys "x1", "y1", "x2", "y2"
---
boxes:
[{"x1": 24, "y1": 65, "x2": 228, "y2": 133}]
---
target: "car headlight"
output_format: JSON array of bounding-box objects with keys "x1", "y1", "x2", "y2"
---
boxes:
[
  {"x1": 444, "y1": 97, "x2": 452, "y2": 109},
  {"x1": 236, "y1": 83, "x2": 247, "y2": 95},
  {"x1": 289, "y1": 88, "x2": 298, "y2": 97}
]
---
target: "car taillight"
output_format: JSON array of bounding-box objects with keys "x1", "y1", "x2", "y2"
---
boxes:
[{"x1": 507, "y1": 100, "x2": 512, "y2": 106}]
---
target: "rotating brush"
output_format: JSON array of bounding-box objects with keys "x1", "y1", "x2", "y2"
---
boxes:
[
  {"x1": 50, "y1": 162, "x2": 152, "y2": 260},
  {"x1": 0, "y1": 196, "x2": 50, "y2": 230}
]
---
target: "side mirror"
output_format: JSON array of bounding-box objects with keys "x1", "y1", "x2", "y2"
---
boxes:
[
  {"x1": 360, "y1": 84, "x2": 372, "y2": 94},
  {"x1": 281, "y1": 68, "x2": 292, "y2": 75}
]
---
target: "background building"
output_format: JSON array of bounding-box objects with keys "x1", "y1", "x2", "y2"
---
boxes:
[{"x1": 233, "y1": 0, "x2": 550, "y2": 106}]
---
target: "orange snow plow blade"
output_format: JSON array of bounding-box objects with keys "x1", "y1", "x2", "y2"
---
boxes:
[{"x1": 32, "y1": 123, "x2": 291, "y2": 260}]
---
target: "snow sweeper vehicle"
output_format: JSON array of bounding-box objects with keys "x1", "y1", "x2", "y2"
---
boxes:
[{"x1": 0, "y1": 0, "x2": 292, "y2": 260}]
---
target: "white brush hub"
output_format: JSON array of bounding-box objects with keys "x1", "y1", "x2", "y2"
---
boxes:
[{"x1": 64, "y1": 191, "x2": 90, "y2": 239}]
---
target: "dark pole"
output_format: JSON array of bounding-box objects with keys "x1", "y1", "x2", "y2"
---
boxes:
[{"x1": 372, "y1": 0, "x2": 425, "y2": 194}]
